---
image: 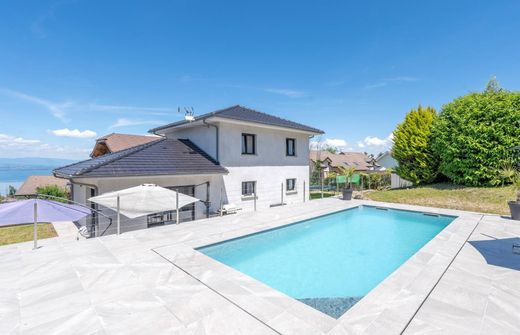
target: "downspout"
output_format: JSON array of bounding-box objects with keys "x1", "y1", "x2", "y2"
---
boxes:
[{"x1": 203, "y1": 119, "x2": 219, "y2": 163}]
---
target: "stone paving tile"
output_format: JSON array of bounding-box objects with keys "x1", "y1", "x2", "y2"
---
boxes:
[
  {"x1": 403, "y1": 214, "x2": 520, "y2": 334},
  {"x1": 94, "y1": 292, "x2": 185, "y2": 335},
  {"x1": 1, "y1": 198, "x2": 519, "y2": 334},
  {"x1": 20, "y1": 307, "x2": 104, "y2": 335}
]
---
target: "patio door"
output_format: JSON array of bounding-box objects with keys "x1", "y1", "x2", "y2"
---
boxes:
[{"x1": 146, "y1": 185, "x2": 196, "y2": 226}]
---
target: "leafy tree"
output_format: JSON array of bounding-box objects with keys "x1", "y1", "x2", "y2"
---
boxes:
[
  {"x1": 431, "y1": 79, "x2": 520, "y2": 186},
  {"x1": 393, "y1": 105, "x2": 439, "y2": 184},
  {"x1": 337, "y1": 166, "x2": 356, "y2": 189},
  {"x1": 36, "y1": 185, "x2": 68, "y2": 202},
  {"x1": 8, "y1": 185, "x2": 16, "y2": 196},
  {"x1": 324, "y1": 146, "x2": 338, "y2": 154},
  {"x1": 485, "y1": 75, "x2": 502, "y2": 93}
]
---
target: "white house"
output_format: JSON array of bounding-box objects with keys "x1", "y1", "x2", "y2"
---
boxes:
[
  {"x1": 375, "y1": 151, "x2": 398, "y2": 170},
  {"x1": 54, "y1": 105, "x2": 323, "y2": 235}
]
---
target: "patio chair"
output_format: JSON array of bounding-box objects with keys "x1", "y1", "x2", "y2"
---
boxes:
[{"x1": 77, "y1": 226, "x2": 90, "y2": 240}]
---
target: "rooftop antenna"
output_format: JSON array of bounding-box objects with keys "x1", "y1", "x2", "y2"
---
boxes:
[{"x1": 179, "y1": 107, "x2": 195, "y2": 122}]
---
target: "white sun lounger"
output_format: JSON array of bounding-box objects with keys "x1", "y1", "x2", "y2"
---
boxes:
[{"x1": 218, "y1": 203, "x2": 241, "y2": 215}]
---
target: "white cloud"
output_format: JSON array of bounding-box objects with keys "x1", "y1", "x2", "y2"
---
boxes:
[
  {"x1": 310, "y1": 138, "x2": 348, "y2": 150},
  {"x1": 364, "y1": 82, "x2": 388, "y2": 90},
  {"x1": 0, "y1": 133, "x2": 90, "y2": 159},
  {"x1": 384, "y1": 76, "x2": 418, "y2": 82},
  {"x1": 357, "y1": 133, "x2": 394, "y2": 150},
  {"x1": 364, "y1": 76, "x2": 418, "y2": 90},
  {"x1": 50, "y1": 128, "x2": 97, "y2": 138},
  {"x1": 264, "y1": 88, "x2": 305, "y2": 98},
  {"x1": 0, "y1": 88, "x2": 176, "y2": 121},
  {"x1": 0, "y1": 134, "x2": 41, "y2": 146},
  {"x1": 363, "y1": 136, "x2": 388, "y2": 146},
  {"x1": 109, "y1": 118, "x2": 163, "y2": 128},
  {"x1": 0, "y1": 88, "x2": 71, "y2": 121},
  {"x1": 87, "y1": 104, "x2": 175, "y2": 115}
]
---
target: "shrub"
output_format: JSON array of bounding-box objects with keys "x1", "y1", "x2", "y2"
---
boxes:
[
  {"x1": 431, "y1": 81, "x2": 520, "y2": 186},
  {"x1": 393, "y1": 105, "x2": 439, "y2": 184},
  {"x1": 369, "y1": 172, "x2": 391, "y2": 190},
  {"x1": 36, "y1": 185, "x2": 69, "y2": 202}
]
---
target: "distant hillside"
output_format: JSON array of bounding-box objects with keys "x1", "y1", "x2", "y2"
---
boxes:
[{"x1": 0, "y1": 157, "x2": 76, "y2": 170}]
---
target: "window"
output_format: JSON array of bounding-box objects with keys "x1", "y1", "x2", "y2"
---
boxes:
[
  {"x1": 242, "y1": 133, "x2": 256, "y2": 154},
  {"x1": 286, "y1": 138, "x2": 296, "y2": 156},
  {"x1": 147, "y1": 185, "x2": 196, "y2": 226},
  {"x1": 242, "y1": 181, "x2": 256, "y2": 196},
  {"x1": 286, "y1": 178, "x2": 296, "y2": 191}
]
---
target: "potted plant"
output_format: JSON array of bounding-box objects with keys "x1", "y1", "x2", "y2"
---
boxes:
[
  {"x1": 508, "y1": 172, "x2": 520, "y2": 220},
  {"x1": 338, "y1": 166, "x2": 356, "y2": 200}
]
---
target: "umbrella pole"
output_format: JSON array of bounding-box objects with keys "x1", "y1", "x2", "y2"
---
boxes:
[
  {"x1": 117, "y1": 195, "x2": 121, "y2": 235},
  {"x1": 33, "y1": 202, "x2": 38, "y2": 249},
  {"x1": 176, "y1": 191, "x2": 180, "y2": 224}
]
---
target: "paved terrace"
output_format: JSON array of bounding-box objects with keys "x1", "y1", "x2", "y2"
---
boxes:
[{"x1": 0, "y1": 198, "x2": 519, "y2": 335}]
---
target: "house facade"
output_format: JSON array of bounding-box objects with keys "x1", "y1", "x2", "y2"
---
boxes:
[
  {"x1": 54, "y1": 105, "x2": 323, "y2": 235},
  {"x1": 375, "y1": 150, "x2": 398, "y2": 170},
  {"x1": 309, "y1": 150, "x2": 374, "y2": 178}
]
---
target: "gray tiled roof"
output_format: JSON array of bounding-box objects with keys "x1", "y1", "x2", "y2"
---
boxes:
[
  {"x1": 149, "y1": 105, "x2": 324, "y2": 134},
  {"x1": 54, "y1": 138, "x2": 228, "y2": 178}
]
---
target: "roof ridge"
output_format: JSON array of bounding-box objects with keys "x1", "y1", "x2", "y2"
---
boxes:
[
  {"x1": 207, "y1": 104, "x2": 241, "y2": 117},
  {"x1": 232, "y1": 105, "x2": 323, "y2": 133},
  {"x1": 235, "y1": 104, "x2": 306, "y2": 127},
  {"x1": 149, "y1": 104, "x2": 323, "y2": 134},
  {"x1": 96, "y1": 132, "x2": 115, "y2": 141},
  {"x1": 77, "y1": 137, "x2": 166, "y2": 176}
]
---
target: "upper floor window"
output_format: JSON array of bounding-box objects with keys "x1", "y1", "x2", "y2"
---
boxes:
[
  {"x1": 242, "y1": 181, "x2": 256, "y2": 196},
  {"x1": 242, "y1": 133, "x2": 256, "y2": 155},
  {"x1": 286, "y1": 178, "x2": 296, "y2": 191},
  {"x1": 286, "y1": 138, "x2": 296, "y2": 156}
]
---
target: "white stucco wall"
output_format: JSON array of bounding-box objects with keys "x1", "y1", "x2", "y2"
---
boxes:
[
  {"x1": 163, "y1": 120, "x2": 312, "y2": 211},
  {"x1": 164, "y1": 124, "x2": 218, "y2": 161},
  {"x1": 377, "y1": 154, "x2": 397, "y2": 169},
  {"x1": 222, "y1": 166, "x2": 309, "y2": 211},
  {"x1": 218, "y1": 122, "x2": 310, "y2": 167}
]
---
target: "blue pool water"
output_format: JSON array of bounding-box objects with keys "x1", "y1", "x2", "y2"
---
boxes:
[{"x1": 198, "y1": 206, "x2": 455, "y2": 318}]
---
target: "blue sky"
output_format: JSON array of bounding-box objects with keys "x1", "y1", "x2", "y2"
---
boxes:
[{"x1": 0, "y1": 0, "x2": 519, "y2": 159}]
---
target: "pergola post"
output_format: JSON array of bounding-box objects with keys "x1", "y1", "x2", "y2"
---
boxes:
[
  {"x1": 33, "y1": 202, "x2": 38, "y2": 249},
  {"x1": 116, "y1": 195, "x2": 121, "y2": 235}
]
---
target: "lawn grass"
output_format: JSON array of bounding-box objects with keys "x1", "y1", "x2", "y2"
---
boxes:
[
  {"x1": 365, "y1": 183, "x2": 515, "y2": 215},
  {"x1": 0, "y1": 223, "x2": 57, "y2": 246}
]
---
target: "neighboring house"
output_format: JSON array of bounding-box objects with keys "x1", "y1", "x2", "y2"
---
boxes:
[
  {"x1": 90, "y1": 133, "x2": 161, "y2": 158},
  {"x1": 15, "y1": 175, "x2": 69, "y2": 197},
  {"x1": 375, "y1": 151, "x2": 397, "y2": 170},
  {"x1": 374, "y1": 151, "x2": 414, "y2": 189},
  {"x1": 309, "y1": 151, "x2": 374, "y2": 178},
  {"x1": 54, "y1": 105, "x2": 323, "y2": 235}
]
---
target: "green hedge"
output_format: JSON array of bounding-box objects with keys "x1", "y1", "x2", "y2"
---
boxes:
[{"x1": 432, "y1": 89, "x2": 520, "y2": 186}]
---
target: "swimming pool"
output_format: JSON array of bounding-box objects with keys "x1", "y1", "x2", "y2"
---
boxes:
[{"x1": 198, "y1": 205, "x2": 455, "y2": 318}]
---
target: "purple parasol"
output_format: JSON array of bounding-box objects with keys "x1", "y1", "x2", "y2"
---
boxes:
[{"x1": 0, "y1": 199, "x2": 91, "y2": 248}]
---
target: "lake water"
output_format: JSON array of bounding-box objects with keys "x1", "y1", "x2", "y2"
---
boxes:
[{"x1": 0, "y1": 168, "x2": 53, "y2": 195}]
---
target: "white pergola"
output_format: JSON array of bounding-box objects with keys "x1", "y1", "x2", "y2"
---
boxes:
[{"x1": 89, "y1": 184, "x2": 200, "y2": 234}]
